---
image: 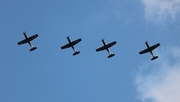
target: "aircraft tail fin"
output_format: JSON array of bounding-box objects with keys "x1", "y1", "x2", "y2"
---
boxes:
[
  {"x1": 30, "y1": 47, "x2": 37, "y2": 51},
  {"x1": 73, "y1": 51, "x2": 80, "y2": 56},
  {"x1": 151, "y1": 56, "x2": 158, "y2": 60},
  {"x1": 108, "y1": 54, "x2": 115, "y2": 58}
]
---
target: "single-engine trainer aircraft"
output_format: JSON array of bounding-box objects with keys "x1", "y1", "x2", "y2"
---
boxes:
[
  {"x1": 96, "y1": 39, "x2": 117, "y2": 58},
  {"x1": 61, "y1": 36, "x2": 82, "y2": 56},
  {"x1": 139, "y1": 41, "x2": 160, "y2": 60},
  {"x1": 17, "y1": 32, "x2": 38, "y2": 51}
]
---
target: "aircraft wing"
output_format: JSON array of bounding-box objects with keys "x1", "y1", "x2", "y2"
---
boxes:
[
  {"x1": 96, "y1": 41, "x2": 116, "y2": 52},
  {"x1": 71, "y1": 38, "x2": 82, "y2": 46},
  {"x1": 106, "y1": 41, "x2": 117, "y2": 49},
  {"x1": 139, "y1": 43, "x2": 160, "y2": 54},
  {"x1": 149, "y1": 43, "x2": 160, "y2": 51},
  {"x1": 17, "y1": 34, "x2": 38, "y2": 45},
  {"x1": 28, "y1": 34, "x2": 38, "y2": 41},
  {"x1": 61, "y1": 38, "x2": 82, "y2": 49},
  {"x1": 17, "y1": 39, "x2": 29, "y2": 45},
  {"x1": 139, "y1": 48, "x2": 151, "y2": 54}
]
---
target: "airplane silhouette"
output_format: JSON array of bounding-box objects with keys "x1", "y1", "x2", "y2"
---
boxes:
[
  {"x1": 139, "y1": 41, "x2": 160, "y2": 60},
  {"x1": 61, "y1": 36, "x2": 82, "y2": 56},
  {"x1": 17, "y1": 32, "x2": 38, "y2": 51},
  {"x1": 96, "y1": 39, "x2": 117, "y2": 58}
]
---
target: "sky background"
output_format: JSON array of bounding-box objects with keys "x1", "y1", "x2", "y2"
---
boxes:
[{"x1": 0, "y1": 0, "x2": 180, "y2": 102}]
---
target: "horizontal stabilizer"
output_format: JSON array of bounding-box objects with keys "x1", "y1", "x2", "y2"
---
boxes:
[
  {"x1": 108, "y1": 54, "x2": 115, "y2": 58},
  {"x1": 73, "y1": 51, "x2": 80, "y2": 56},
  {"x1": 151, "y1": 56, "x2": 158, "y2": 60},
  {"x1": 30, "y1": 47, "x2": 37, "y2": 51}
]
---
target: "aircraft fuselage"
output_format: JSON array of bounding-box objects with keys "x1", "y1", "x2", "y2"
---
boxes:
[
  {"x1": 23, "y1": 32, "x2": 28, "y2": 39},
  {"x1": 67, "y1": 36, "x2": 72, "y2": 43},
  {"x1": 102, "y1": 39, "x2": 106, "y2": 46},
  {"x1": 145, "y1": 42, "x2": 150, "y2": 48}
]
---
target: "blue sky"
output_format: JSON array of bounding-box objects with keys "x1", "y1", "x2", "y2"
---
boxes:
[{"x1": 0, "y1": 0, "x2": 180, "y2": 102}]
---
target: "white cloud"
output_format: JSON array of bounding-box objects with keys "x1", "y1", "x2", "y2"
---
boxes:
[
  {"x1": 141, "y1": 0, "x2": 180, "y2": 23},
  {"x1": 135, "y1": 46, "x2": 180, "y2": 102}
]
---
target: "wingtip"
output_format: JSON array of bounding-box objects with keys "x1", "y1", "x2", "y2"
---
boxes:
[
  {"x1": 60, "y1": 46, "x2": 64, "y2": 49},
  {"x1": 151, "y1": 56, "x2": 158, "y2": 60},
  {"x1": 79, "y1": 38, "x2": 82, "y2": 41}
]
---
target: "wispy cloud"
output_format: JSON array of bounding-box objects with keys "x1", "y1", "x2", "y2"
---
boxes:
[
  {"x1": 135, "y1": 46, "x2": 180, "y2": 102},
  {"x1": 141, "y1": 0, "x2": 180, "y2": 23}
]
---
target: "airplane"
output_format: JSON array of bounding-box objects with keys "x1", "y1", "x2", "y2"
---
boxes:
[
  {"x1": 17, "y1": 32, "x2": 38, "y2": 51},
  {"x1": 96, "y1": 39, "x2": 117, "y2": 58},
  {"x1": 139, "y1": 41, "x2": 160, "y2": 60},
  {"x1": 61, "y1": 36, "x2": 82, "y2": 56}
]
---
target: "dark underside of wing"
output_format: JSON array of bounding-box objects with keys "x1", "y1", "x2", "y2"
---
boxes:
[
  {"x1": 150, "y1": 43, "x2": 160, "y2": 51},
  {"x1": 139, "y1": 43, "x2": 160, "y2": 54},
  {"x1": 61, "y1": 38, "x2": 82, "y2": 49},
  {"x1": 18, "y1": 39, "x2": 29, "y2": 45},
  {"x1": 17, "y1": 34, "x2": 38, "y2": 45},
  {"x1": 139, "y1": 48, "x2": 151, "y2": 54},
  {"x1": 96, "y1": 41, "x2": 116, "y2": 52},
  {"x1": 28, "y1": 34, "x2": 38, "y2": 41}
]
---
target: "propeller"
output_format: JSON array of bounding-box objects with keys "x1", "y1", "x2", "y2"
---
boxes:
[
  {"x1": 67, "y1": 35, "x2": 70, "y2": 39},
  {"x1": 23, "y1": 31, "x2": 26, "y2": 34}
]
